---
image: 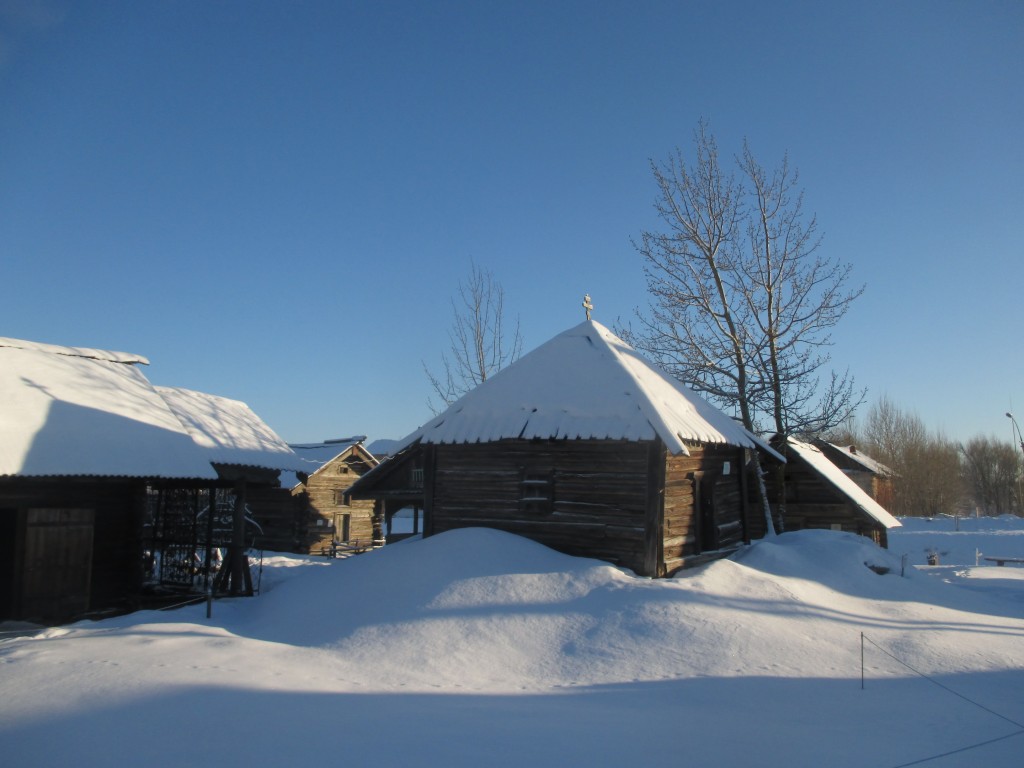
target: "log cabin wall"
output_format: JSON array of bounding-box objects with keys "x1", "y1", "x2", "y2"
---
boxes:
[
  {"x1": 771, "y1": 456, "x2": 886, "y2": 545},
  {"x1": 429, "y1": 439, "x2": 656, "y2": 576},
  {"x1": 662, "y1": 444, "x2": 750, "y2": 575}
]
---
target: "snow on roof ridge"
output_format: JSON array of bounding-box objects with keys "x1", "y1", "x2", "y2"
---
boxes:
[
  {"x1": 390, "y1": 318, "x2": 783, "y2": 461},
  {"x1": 824, "y1": 441, "x2": 895, "y2": 477},
  {"x1": 0, "y1": 336, "x2": 149, "y2": 365}
]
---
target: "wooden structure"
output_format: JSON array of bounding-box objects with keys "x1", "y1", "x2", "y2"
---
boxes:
[
  {"x1": 286, "y1": 438, "x2": 381, "y2": 554},
  {"x1": 349, "y1": 320, "x2": 784, "y2": 577},
  {"x1": 814, "y1": 441, "x2": 895, "y2": 509},
  {"x1": 0, "y1": 338, "x2": 307, "y2": 624},
  {"x1": 768, "y1": 436, "x2": 901, "y2": 547}
]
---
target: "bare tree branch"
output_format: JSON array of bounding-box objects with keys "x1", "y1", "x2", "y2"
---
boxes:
[
  {"x1": 626, "y1": 122, "x2": 865, "y2": 437},
  {"x1": 423, "y1": 261, "x2": 523, "y2": 412}
]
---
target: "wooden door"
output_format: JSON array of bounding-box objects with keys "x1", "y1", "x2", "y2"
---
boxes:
[
  {"x1": 21, "y1": 508, "x2": 95, "y2": 622},
  {"x1": 334, "y1": 512, "x2": 351, "y2": 543}
]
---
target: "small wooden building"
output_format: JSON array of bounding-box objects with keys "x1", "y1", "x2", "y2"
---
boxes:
[
  {"x1": 285, "y1": 438, "x2": 381, "y2": 554},
  {"x1": 349, "y1": 320, "x2": 784, "y2": 577},
  {"x1": 814, "y1": 441, "x2": 896, "y2": 510},
  {"x1": 768, "y1": 436, "x2": 901, "y2": 547},
  {"x1": 0, "y1": 338, "x2": 308, "y2": 624}
]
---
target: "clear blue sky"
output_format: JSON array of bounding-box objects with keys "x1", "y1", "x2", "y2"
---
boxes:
[{"x1": 2, "y1": 0, "x2": 1022, "y2": 445}]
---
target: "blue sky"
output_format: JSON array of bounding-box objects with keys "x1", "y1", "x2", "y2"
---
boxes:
[{"x1": 2, "y1": 0, "x2": 1022, "y2": 445}]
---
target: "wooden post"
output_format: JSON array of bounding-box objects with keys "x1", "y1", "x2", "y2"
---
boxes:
[
  {"x1": 422, "y1": 445, "x2": 436, "y2": 538},
  {"x1": 643, "y1": 440, "x2": 666, "y2": 577},
  {"x1": 691, "y1": 471, "x2": 705, "y2": 554},
  {"x1": 202, "y1": 486, "x2": 215, "y2": 593},
  {"x1": 213, "y1": 480, "x2": 253, "y2": 597},
  {"x1": 739, "y1": 448, "x2": 751, "y2": 544}
]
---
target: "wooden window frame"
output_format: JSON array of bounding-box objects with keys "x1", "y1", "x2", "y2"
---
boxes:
[{"x1": 520, "y1": 467, "x2": 553, "y2": 515}]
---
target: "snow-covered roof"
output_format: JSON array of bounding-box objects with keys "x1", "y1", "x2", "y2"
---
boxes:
[
  {"x1": 289, "y1": 437, "x2": 366, "y2": 467},
  {"x1": 393, "y1": 320, "x2": 783, "y2": 460},
  {"x1": 281, "y1": 437, "x2": 373, "y2": 489},
  {"x1": 786, "y1": 438, "x2": 901, "y2": 529},
  {"x1": 156, "y1": 387, "x2": 309, "y2": 473},
  {"x1": 366, "y1": 438, "x2": 401, "y2": 458},
  {"x1": 0, "y1": 339, "x2": 217, "y2": 479},
  {"x1": 823, "y1": 442, "x2": 894, "y2": 477}
]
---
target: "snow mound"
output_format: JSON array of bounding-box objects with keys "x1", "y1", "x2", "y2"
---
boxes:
[{"x1": 734, "y1": 529, "x2": 906, "y2": 584}]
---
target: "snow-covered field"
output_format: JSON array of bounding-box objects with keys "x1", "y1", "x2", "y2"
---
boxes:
[
  {"x1": 3, "y1": 519, "x2": 1024, "y2": 767},
  {"x1": 890, "y1": 513, "x2": 1024, "y2": 567}
]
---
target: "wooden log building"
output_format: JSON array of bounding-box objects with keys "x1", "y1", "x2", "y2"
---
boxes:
[
  {"x1": 767, "y1": 436, "x2": 901, "y2": 547},
  {"x1": 349, "y1": 319, "x2": 785, "y2": 577},
  {"x1": 284, "y1": 438, "x2": 381, "y2": 554},
  {"x1": 813, "y1": 440, "x2": 896, "y2": 511},
  {"x1": 0, "y1": 338, "x2": 308, "y2": 625}
]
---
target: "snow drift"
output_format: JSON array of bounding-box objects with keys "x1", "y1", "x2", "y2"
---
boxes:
[{"x1": 2, "y1": 526, "x2": 1023, "y2": 767}]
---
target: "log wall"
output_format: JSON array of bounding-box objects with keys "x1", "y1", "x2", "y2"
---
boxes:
[
  {"x1": 770, "y1": 452, "x2": 889, "y2": 547},
  {"x1": 663, "y1": 444, "x2": 750, "y2": 575},
  {"x1": 430, "y1": 439, "x2": 654, "y2": 575}
]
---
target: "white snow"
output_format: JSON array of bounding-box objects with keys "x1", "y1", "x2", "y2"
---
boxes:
[
  {"x1": 0, "y1": 341, "x2": 216, "y2": 479},
  {"x1": 825, "y1": 441, "x2": 895, "y2": 476},
  {"x1": 0, "y1": 337, "x2": 305, "y2": 479},
  {"x1": 3, "y1": 520, "x2": 1023, "y2": 767},
  {"x1": 890, "y1": 514, "x2": 1024, "y2": 566},
  {"x1": 393, "y1": 320, "x2": 783, "y2": 460},
  {"x1": 156, "y1": 386, "x2": 308, "y2": 472}
]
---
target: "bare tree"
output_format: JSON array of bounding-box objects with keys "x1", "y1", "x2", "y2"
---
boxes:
[
  {"x1": 424, "y1": 262, "x2": 523, "y2": 412},
  {"x1": 960, "y1": 436, "x2": 1021, "y2": 515},
  {"x1": 860, "y1": 396, "x2": 964, "y2": 517},
  {"x1": 626, "y1": 122, "x2": 864, "y2": 438}
]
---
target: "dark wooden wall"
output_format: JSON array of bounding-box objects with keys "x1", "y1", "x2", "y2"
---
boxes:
[
  {"x1": 663, "y1": 444, "x2": 752, "y2": 574},
  {"x1": 245, "y1": 485, "x2": 305, "y2": 553},
  {"x1": 770, "y1": 455, "x2": 888, "y2": 546},
  {"x1": 429, "y1": 439, "x2": 655, "y2": 575},
  {"x1": 0, "y1": 479, "x2": 146, "y2": 623},
  {"x1": 354, "y1": 439, "x2": 779, "y2": 577}
]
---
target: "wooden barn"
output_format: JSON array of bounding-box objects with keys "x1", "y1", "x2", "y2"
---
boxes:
[
  {"x1": 349, "y1": 319, "x2": 785, "y2": 577},
  {"x1": 0, "y1": 337, "x2": 308, "y2": 625},
  {"x1": 284, "y1": 437, "x2": 381, "y2": 554},
  {"x1": 768, "y1": 436, "x2": 901, "y2": 547},
  {"x1": 814, "y1": 441, "x2": 896, "y2": 510}
]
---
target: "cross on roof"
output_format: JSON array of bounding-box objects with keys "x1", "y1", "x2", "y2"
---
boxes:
[{"x1": 582, "y1": 294, "x2": 593, "y2": 320}]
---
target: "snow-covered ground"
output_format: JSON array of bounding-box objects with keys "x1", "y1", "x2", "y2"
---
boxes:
[
  {"x1": 890, "y1": 513, "x2": 1024, "y2": 566},
  {"x1": 3, "y1": 521, "x2": 1023, "y2": 767}
]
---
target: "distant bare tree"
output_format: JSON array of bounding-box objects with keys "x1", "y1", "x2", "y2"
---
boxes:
[
  {"x1": 860, "y1": 396, "x2": 963, "y2": 517},
  {"x1": 960, "y1": 436, "x2": 1020, "y2": 515},
  {"x1": 424, "y1": 262, "x2": 522, "y2": 412},
  {"x1": 626, "y1": 121, "x2": 864, "y2": 438}
]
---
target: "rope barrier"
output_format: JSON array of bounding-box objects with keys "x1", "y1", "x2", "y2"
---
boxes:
[
  {"x1": 861, "y1": 631, "x2": 1024, "y2": 767},
  {"x1": 862, "y1": 632, "x2": 1024, "y2": 730}
]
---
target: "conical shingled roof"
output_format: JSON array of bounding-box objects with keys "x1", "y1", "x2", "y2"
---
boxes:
[{"x1": 397, "y1": 320, "x2": 782, "y2": 460}]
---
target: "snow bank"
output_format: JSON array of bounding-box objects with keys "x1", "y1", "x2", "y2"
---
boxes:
[{"x1": 3, "y1": 527, "x2": 1024, "y2": 768}]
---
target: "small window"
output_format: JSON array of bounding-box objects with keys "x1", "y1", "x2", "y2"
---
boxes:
[
  {"x1": 411, "y1": 468, "x2": 424, "y2": 488},
  {"x1": 520, "y1": 468, "x2": 553, "y2": 514},
  {"x1": 334, "y1": 489, "x2": 349, "y2": 506}
]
